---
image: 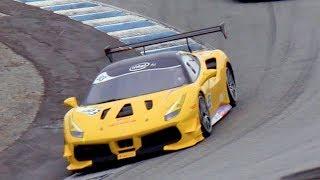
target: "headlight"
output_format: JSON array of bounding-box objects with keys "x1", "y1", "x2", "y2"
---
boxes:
[
  {"x1": 69, "y1": 120, "x2": 83, "y2": 138},
  {"x1": 164, "y1": 94, "x2": 186, "y2": 121},
  {"x1": 164, "y1": 109, "x2": 181, "y2": 121}
]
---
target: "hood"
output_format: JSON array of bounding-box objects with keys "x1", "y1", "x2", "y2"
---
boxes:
[{"x1": 68, "y1": 85, "x2": 193, "y2": 141}]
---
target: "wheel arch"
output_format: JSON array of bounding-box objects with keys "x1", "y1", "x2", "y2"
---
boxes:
[
  {"x1": 198, "y1": 90, "x2": 205, "y2": 97},
  {"x1": 226, "y1": 62, "x2": 236, "y2": 84}
]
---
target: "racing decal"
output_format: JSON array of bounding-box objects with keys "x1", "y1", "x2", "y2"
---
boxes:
[
  {"x1": 93, "y1": 72, "x2": 111, "y2": 84},
  {"x1": 129, "y1": 62, "x2": 150, "y2": 72},
  {"x1": 211, "y1": 104, "x2": 232, "y2": 125},
  {"x1": 77, "y1": 107, "x2": 100, "y2": 115}
]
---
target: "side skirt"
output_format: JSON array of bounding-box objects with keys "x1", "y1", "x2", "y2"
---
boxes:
[{"x1": 210, "y1": 104, "x2": 232, "y2": 126}]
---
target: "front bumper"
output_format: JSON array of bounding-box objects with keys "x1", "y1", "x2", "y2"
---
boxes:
[{"x1": 64, "y1": 121, "x2": 203, "y2": 171}]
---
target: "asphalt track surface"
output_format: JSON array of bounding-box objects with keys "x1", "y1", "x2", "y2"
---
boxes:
[{"x1": 1, "y1": 0, "x2": 320, "y2": 179}]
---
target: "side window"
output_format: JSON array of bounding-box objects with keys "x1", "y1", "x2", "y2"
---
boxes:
[{"x1": 181, "y1": 55, "x2": 200, "y2": 82}]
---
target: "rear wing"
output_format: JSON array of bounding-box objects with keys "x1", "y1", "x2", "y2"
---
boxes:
[{"x1": 104, "y1": 23, "x2": 227, "y2": 62}]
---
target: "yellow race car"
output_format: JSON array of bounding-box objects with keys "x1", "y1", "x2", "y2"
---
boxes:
[{"x1": 63, "y1": 24, "x2": 237, "y2": 171}]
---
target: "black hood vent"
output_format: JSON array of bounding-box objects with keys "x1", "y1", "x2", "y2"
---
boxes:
[
  {"x1": 145, "y1": 100, "x2": 153, "y2": 110},
  {"x1": 116, "y1": 104, "x2": 133, "y2": 118},
  {"x1": 100, "y1": 108, "x2": 110, "y2": 119}
]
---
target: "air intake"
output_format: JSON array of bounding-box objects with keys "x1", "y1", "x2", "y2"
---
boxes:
[
  {"x1": 145, "y1": 100, "x2": 153, "y2": 110},
  {"x1": 100, "y1": 108, "x2": 110, "y2": 119},
  {"x1": 116, "y1": 104, "x2": 133, "y2": 118}
]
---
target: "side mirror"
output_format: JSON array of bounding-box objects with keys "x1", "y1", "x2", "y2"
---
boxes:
[
  {"x1": 200, "y1": 69, "x2": 217, "y2": 85},
  {"x1": 64, "y1": 97, "x2": 78, "y2": 108}
]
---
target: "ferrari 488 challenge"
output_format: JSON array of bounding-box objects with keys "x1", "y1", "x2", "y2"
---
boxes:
[{"x1": 63, "y1": 24, "x2": 237, "y2": 171}]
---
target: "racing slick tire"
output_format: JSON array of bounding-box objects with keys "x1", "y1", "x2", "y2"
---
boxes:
[
  {"x1": 226, "y1": 65, "x2": 237, "y2": 107},
  {"x1": 199, "y1": 94, "x2": 212, "y2": 138}
]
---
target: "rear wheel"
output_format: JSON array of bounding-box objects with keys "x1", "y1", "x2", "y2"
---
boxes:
[
  {"x1": 226, "y1": 65, "x2": 237, "y2": 107},
  {"x1": 199, "y1": 95, "x2": 212, "y2": 137}
]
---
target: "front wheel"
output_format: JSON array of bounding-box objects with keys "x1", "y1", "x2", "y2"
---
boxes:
[
  {"x1": 199, "y1": 95, "x2": 212, "y2": 137},
  {"x1": 226, "y1": 65, "x2": 237, "y2": 107}
]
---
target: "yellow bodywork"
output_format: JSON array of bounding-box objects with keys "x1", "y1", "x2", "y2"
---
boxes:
[{"x1": 63, "y1": 49, "x2": 232, "y2": 171}]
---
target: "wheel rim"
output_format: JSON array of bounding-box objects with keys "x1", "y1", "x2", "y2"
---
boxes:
[
  {"x1": 199, "y1": 97, "x2": 212, "y2": 133},
  {"x1": 227, "y1": 68, "x2": 237, "y2": 101}
]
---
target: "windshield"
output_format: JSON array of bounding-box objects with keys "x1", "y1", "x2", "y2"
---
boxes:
[{"x1": 83, "y1": 65, "x2": 189, "y2": 105}]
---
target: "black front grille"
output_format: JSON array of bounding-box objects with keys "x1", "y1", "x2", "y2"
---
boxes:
[
  {"x1": 74, "y1": 144, "x2": 115, "y2": 162},
  {"x1": 141, "y1": 127, "x2": 181, "y2": 149}
]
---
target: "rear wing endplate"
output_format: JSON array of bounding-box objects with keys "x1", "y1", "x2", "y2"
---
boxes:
[{"x1": 105, "y1": 23, "x2": 227, "y2": 62}]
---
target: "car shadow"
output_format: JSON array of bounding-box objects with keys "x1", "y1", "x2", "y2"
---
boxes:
[{"x1": 69, "y1": 150, "x2": 173, "y2": 178}]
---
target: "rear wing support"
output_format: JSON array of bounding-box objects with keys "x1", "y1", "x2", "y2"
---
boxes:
[{"x1": 105, "y1": 23, "x2": 227, "y2": 62}]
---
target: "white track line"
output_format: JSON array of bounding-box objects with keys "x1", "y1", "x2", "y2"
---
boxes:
[
  {"x1": 27, "y1": 0, "x2": 86, "y2": 7},
  {"x1": 41, "y1": 1, "x2": 97, "y2": 10},
  {"x1": 55, "y1": 6, "x2": 115, "y2": 16},
  {"x1": 83, "y1": 15, "x2": 145, "y2": 27},
  {"x1": 69, "y1": 10, "x2": 123, "y2": 19},
  {"x1": 109, "y1": 25, "x2": 173, "y2": 39}
]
